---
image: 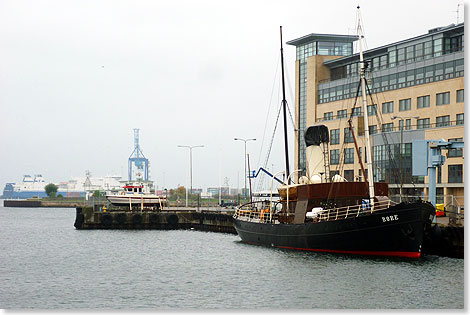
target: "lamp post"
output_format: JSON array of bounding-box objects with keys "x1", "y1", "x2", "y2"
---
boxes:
[
  {"x1": 178, "y1": 145, "x2": 204, "y2": 207},
  {"x1": 234, "y1": 138, "x2": 256, "y2": 199},
  {"x1": 391, "y1": 115, "x2": 419, "y2": 202}
]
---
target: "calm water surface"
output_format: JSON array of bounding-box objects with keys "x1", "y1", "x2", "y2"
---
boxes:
[{"x1": 0, "y1": 206, "x2": 464, "y2": 309}]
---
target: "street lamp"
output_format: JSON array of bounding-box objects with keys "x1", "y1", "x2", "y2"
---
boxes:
[
  {"x1": 178, "y1": 145, "x2": 204, "y2": 206},
  {"x1": 234, "y1": 137, "x2": 256, "y2": 199},
  {"x1": 391, "y1": 115, "x2": 419, "y2": 202}
]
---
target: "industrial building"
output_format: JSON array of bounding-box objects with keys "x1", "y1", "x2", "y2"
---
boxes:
[{"x1": 287, "y1": 22, "x2": 464, "y2": 207}]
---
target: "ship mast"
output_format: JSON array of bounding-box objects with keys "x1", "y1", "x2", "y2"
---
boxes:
[
  {"x1": 357, "y1": 7, "x2": 375, "y2": 207},
  {"x1": 280, "y1": 26, "x2": 290, "y2": 183}
]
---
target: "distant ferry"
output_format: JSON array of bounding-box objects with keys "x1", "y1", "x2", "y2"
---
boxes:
[
  {"x1": 2, "y1": 175, "x2": 49, "y2": 199},
  {"x1": 2, "y1": 174, "x2": 123, "y2": 199}
]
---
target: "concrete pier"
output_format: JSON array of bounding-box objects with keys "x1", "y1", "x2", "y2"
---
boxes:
[{"x1": 74, "y1": 207, "x2": 236, "y2": 234}]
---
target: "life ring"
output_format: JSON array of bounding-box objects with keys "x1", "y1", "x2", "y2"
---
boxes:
[
  {"x1": 115, "y1": 213, "x2": 126, "y2": 224},
  {"x1": 167, "y1": 214, "x2": 179, "y2": 226},
  {"x1": 121, "y1": 191, "x2": 125, "y2": 195},
  {"x1": 150, "y1": 213, "x2": 159, "y2": 224},
  {"x1": 132, "y1": 214, "x2": 143, "y2": 225},
  {"x1": 102, "y1": 214, "x2": 113, "y2": 226}
]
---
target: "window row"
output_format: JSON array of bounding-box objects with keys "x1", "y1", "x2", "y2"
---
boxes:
[
  {"x1": 296, "y1": 41, "x2": 354, "y2": 61},
  {"x1": 330, "y1": 34, "x2": 463, "y2": 81},
  {"x1": 327, "y1": 113, "x2": 463, "y2": 142},
  {"x1": 319, "y1": 59, "x2": 464, "y2": 104},
  {"x1": 320, "y1": 90, "x2": 463, "y2": 122}
]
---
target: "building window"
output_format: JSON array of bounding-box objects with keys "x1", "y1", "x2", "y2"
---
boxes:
[
  {"x1": 406, "y1": 69, "x2": 415, "y2": 86},
  {"x1": 417, "y1": 118, "x2": 430, "y2": 129},
  {"x1": 456, "y1": 59, "x2": 464, "y2": 76},
  {"x1": 444, "y1": 61, "x2": 454, "y2": 79},
  {"x1": 448, "y1": 164, "x2": 463, "y2": 183},
  {"x1": 424, "y1": 40, "x2": 433, "y2": 59},
  {"x1": 344, "y1": 148, "x2": 354, "y2": 164},
  {"x1": 398, "y1": 72, "x2": 406, "y2": 88},
  {"x1": 367, "y1": 104, "x2": 377, "y2": 116},
  {"x1": 399, "y1": 119, "x2": 404, "y2": 131},
  {"x1": 330, "y1": 149, "x2": 340, "y2": 165},
  {"x1": 337, "y1": 109, "x2": 347, "y2": 119},
  {"x1": 382, "y1": 123, "x2": 394, "y2": 133},
  {"x1": 405, "y1": 119, "x2": 411, "y2": 130},
  {"x1": 457, "y1": 89, "x2": 464, "y2": 103},
  {"x1": 344, "y1": 127, "x2": 354, "y2": 143},
  {"x1": 436, "y1": 92, "x2": 450, "y2": 106},
  {"x1": 456, "y1": 113, "x2": 464, "y2": 125},
  {"x1": 433, "y1": 39, "x2": 443, "y2": 57},
  {"x1": 330, "y1": 129, "x2": 340, "y2": 145},
  {"x1": 372, "y1": 56, "x2": 380, "y2": 71},
  {"x1": 448, "y1": 138, "x2": 463, "y2": 158},
  {"x1": 417, "y1": 95, "x2": 430, "y2": 108},
  {"x1": 379, "y1": 55, "x2": 388, "y2": 70},
  {"x1": 425, "y1": 65, "x2": 434, "y2": 83},
  {"x1": 436, "y1": 115, "x2": 450, "y2": 128},
  {"x1": 344, "y1": 170, "x2": 354, "y2": 182},
  {"x1": 389, "y1": 73, "x2": 397, "y2": 89},
  {"x1": 369, "y1": 125, "x2": 377, "y2": 135},
  {"x1": 389, "y1": 50, "x2": 396, "y2": 67},
  {"x1": 399, "y1": 98, "x2": 411, "y2": 111},
  {"x1": 406, "y1": 46, "x2": 414, "y2": 63},
  {"x1": 351, "y1": 107, "x2": 362, "y2": 117},
  {"x1": 415, "y1": 43, "x2": 424, "y2": 61},
  {"x1": 415, "y1": 67, "x2": 425, "y2": 84},
  {"x1": 435, "y1": 63, "x2": 444, "y2": 81},
  {"x1": 397, "y1": 47, "x2": 405, "y2": 66},
  {"x1": 324, "y1": 111, "x2": 333, "y2": 121},
  {"x1": 382, "y1": 101, "x2": 393, "y2": 114}
]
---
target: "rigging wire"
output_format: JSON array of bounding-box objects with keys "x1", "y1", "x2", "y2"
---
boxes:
[
  {"x1": 255, "y1": 54, "x2": 281, "y2": 176},
  {"x1": 284, "y1": 63, "x2": 298, "y2": 129}
]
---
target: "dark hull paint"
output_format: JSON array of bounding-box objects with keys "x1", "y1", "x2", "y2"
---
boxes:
[{"x1": 234, "y1": 201, "x2": 435, "y2": 258}]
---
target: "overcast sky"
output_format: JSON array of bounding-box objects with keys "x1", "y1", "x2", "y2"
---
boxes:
[{"x1": 0, "y1": 0, "x2": 465, "y2": 192}]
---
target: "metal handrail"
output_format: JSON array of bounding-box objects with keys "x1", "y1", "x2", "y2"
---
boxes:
[
  {"x1": 318, "y1": 199, "x2": 394, "y2": 222},
  {"x1": 234, "y1": 201, "x2": 282, "y2": 223},
  {"x1": 234, "y1": 199, "x2": 396, "y2": 224}
]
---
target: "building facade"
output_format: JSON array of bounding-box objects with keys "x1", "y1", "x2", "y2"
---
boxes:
[{"x1": 287, "y1": 23, "x2": 464, "y2": 207}]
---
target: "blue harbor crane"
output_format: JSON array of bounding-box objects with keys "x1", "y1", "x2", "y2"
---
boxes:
[
  {"x1": 128, "y1": 128, "x2": 149, "y2": 181},
  {"x1": 412, "y1": 138, "x2": 464, "y2": 221}
]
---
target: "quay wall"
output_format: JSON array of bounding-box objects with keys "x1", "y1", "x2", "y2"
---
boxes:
[
  {"x1": 74, "y1": 207, "x2": 236, "y2": 234},
  {"x1": 4, "y1": 199, "x2": 85, "y2": 208}
]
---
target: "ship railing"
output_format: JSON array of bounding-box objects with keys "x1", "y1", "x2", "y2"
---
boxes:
[
  {"x1": 317, "y1": 199, "x2": 395, "y2": 222},
  {"x1": 233, "y1": 201, "x2": 281, "y2": 224}
]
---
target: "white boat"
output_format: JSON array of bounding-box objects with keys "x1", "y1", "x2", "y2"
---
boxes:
[{"x1": 105, "y1": 182, "x2": 167, "y2": 209}]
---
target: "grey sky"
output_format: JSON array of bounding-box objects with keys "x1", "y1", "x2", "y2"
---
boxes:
[{"x1": 0, "y1": 0, "x2": 464, "y2": 191}]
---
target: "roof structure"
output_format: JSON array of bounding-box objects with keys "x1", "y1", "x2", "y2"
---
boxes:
[{"x1": 286, "y1": 33, "x2": 359, "y2": 47}]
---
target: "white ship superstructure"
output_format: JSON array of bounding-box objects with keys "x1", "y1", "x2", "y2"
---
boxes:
[{"x1": 2, "y1": 174, "x2": 125, "y2": 199}]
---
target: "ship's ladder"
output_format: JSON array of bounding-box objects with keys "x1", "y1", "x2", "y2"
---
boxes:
[{"x1": 322, "y1": 142, "x2": 331, "y2": 183}]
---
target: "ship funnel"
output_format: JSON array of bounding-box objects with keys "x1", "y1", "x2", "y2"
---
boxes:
[{"x1": 304, "y1": 125, "x2": 329, "y2": 183}]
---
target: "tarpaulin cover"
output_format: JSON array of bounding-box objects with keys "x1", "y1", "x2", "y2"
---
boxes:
[{"x1": 305, "y1": 125, "x2": 329, "y2": 146}]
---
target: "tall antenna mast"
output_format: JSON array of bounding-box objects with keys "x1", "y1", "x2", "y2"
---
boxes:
[
  {"x1": 280, "y1": 26, "x2": 290, "y2": 183},
  {"x1": 455, "y1": 3, "x2": 463, "y2": 24},
  {"x1": 357, "y1": 6, "x2": 375, "y2": 207}
]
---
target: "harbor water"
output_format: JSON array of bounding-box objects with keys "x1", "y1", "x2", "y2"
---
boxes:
[{"x1": 0, "y1": 206, "x2": 464, "y2": 309}]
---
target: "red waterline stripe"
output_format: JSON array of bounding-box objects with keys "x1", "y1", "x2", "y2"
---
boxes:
[
  {"x1": 256, "y1": 243, "x2": 420, "y2": 258},
  {"x1": 279, "y1": 246, "x2": 421, "y2": 258}
]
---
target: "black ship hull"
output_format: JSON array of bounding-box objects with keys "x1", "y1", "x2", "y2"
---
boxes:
[{"x1": 234, "y1": 201, "x2": 435, "y2": 258}]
